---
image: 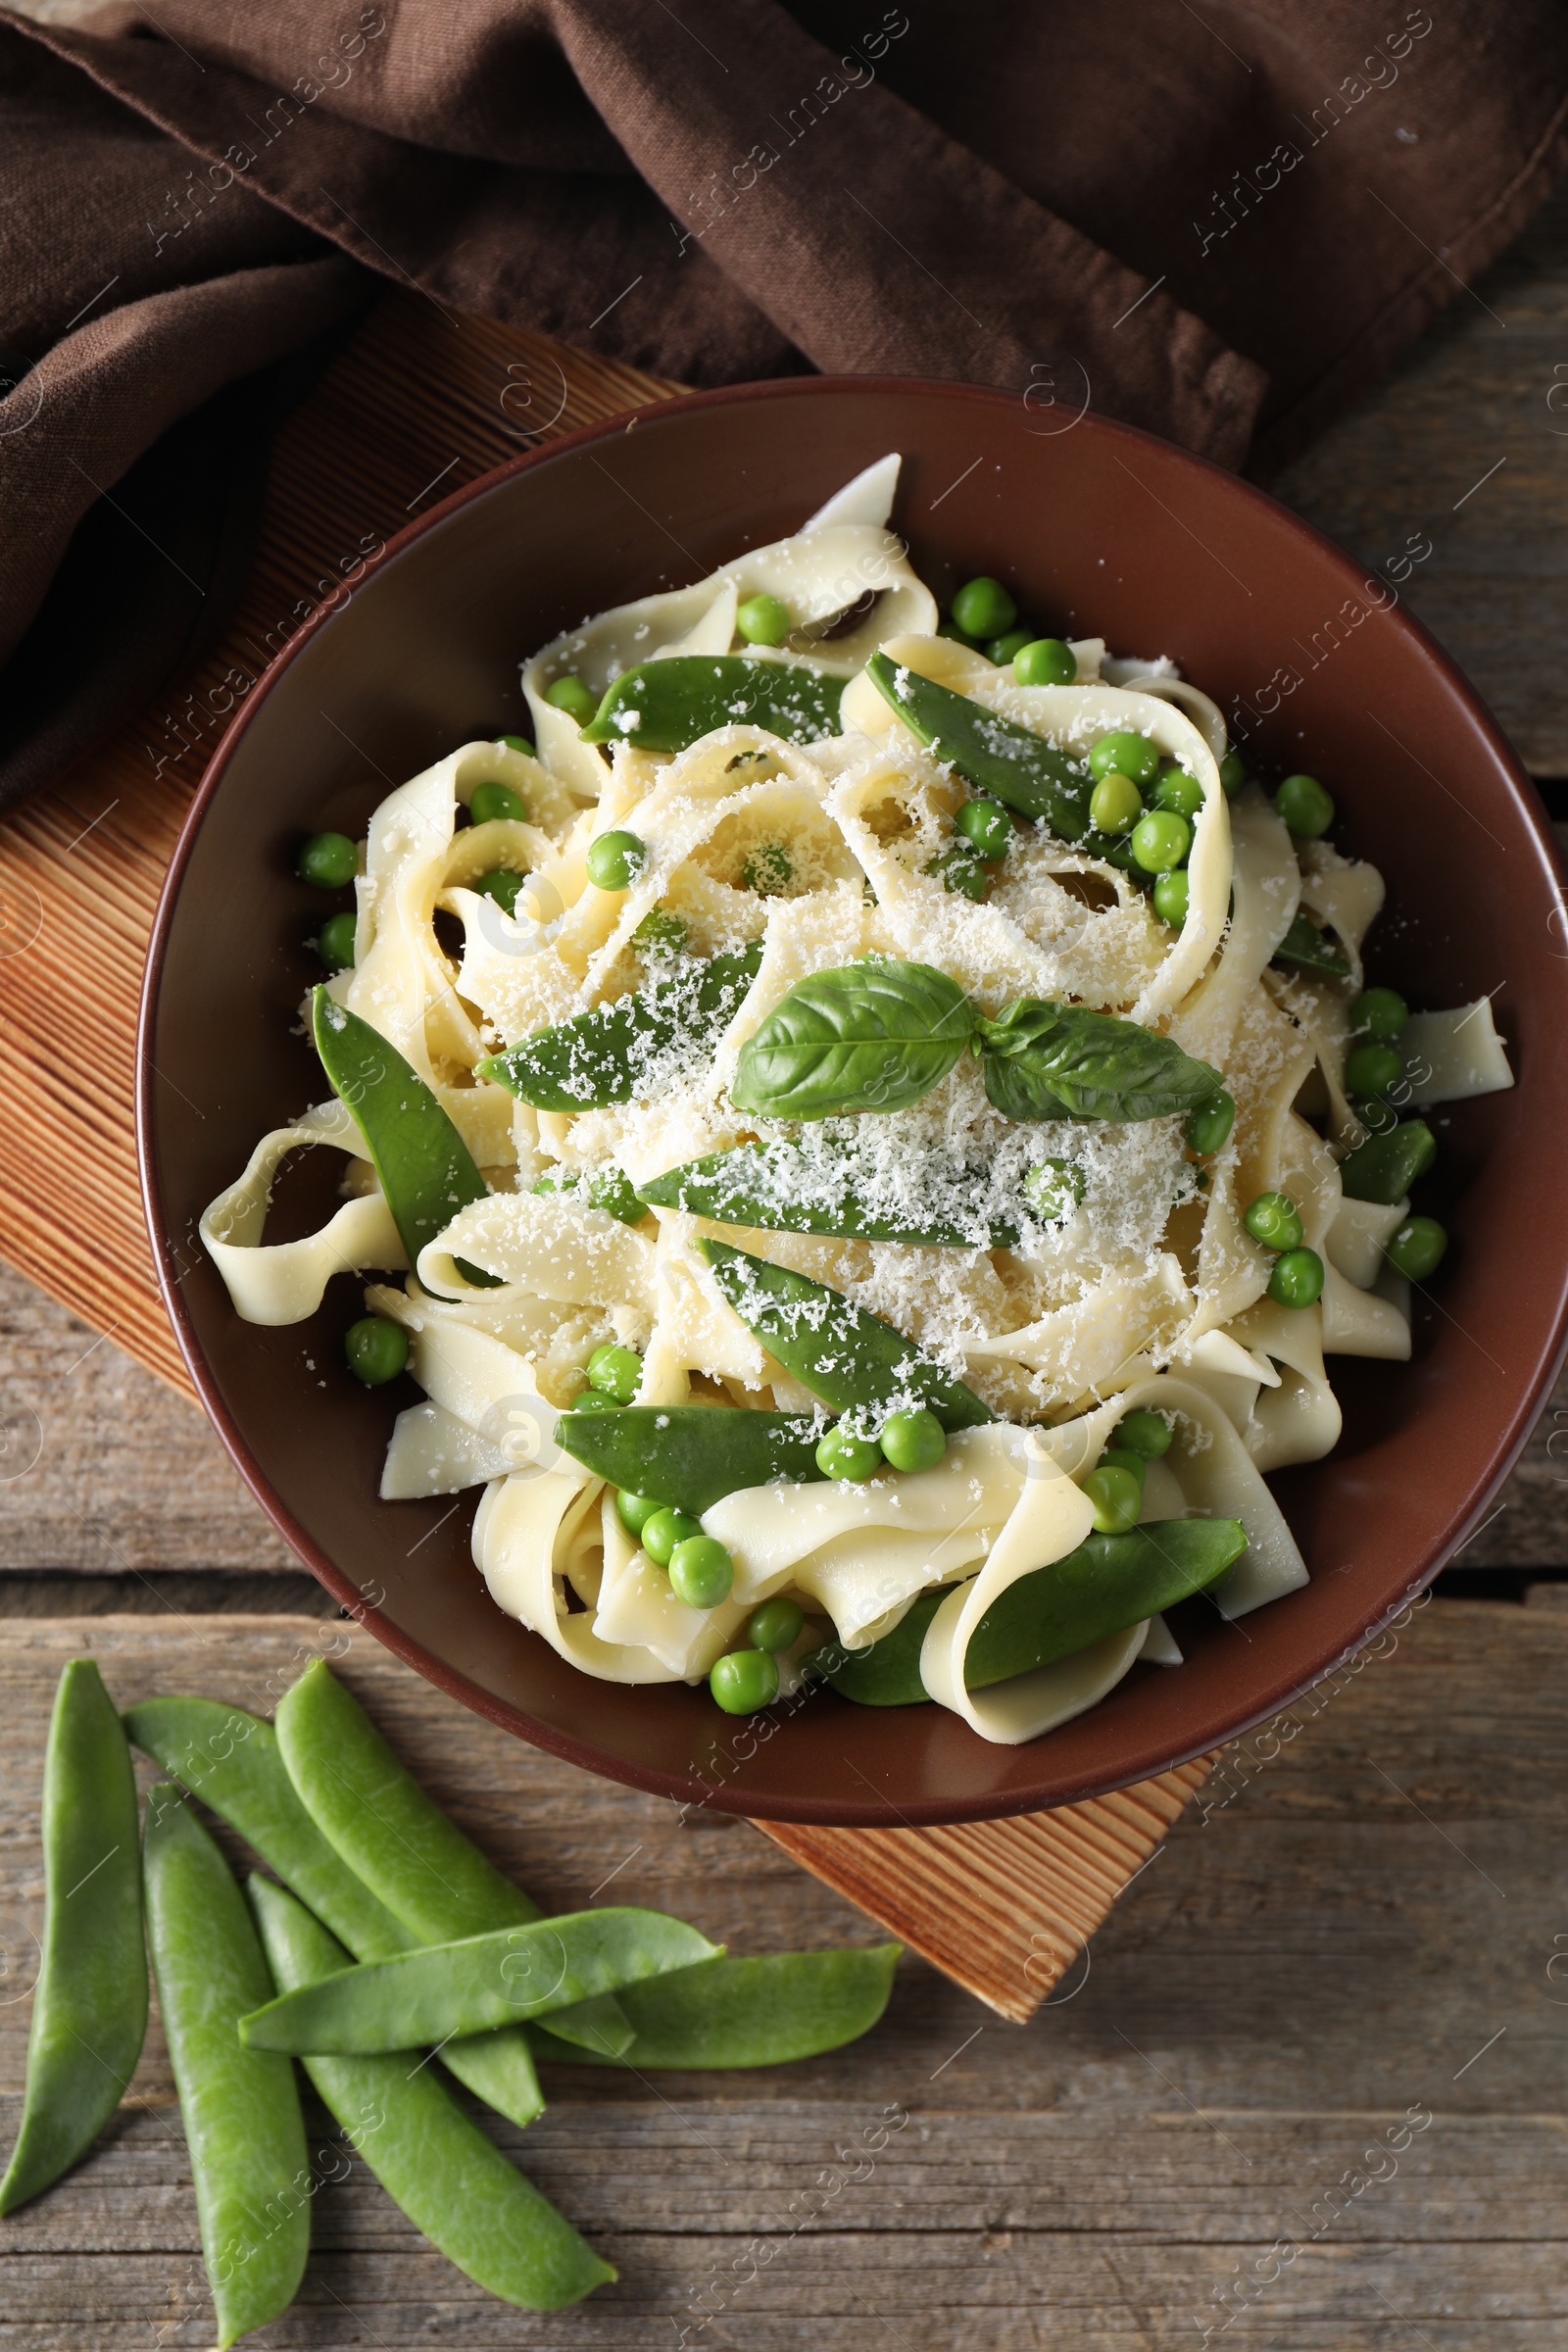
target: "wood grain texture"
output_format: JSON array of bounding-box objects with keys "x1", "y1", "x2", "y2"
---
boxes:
[
  {"x1": 762, "y1": 1759, "x2": 1213, "y2": 2023},
  {"x1": 0, "y1": 1604, "x2": 1564, "y2": 2348}
]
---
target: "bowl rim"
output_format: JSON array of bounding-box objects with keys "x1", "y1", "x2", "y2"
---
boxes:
[{"x1": 137, "y1": 370, "x2": 1568, "y2": 1823}]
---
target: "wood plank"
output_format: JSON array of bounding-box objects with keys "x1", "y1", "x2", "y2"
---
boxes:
[{"x1": 0, "y1": 1605, "x2": 1564, "y2": 2346}]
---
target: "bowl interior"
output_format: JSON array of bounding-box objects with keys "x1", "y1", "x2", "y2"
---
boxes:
[{"x1": 140, "y1": 379, "x2": 1568, "y2": 1823}]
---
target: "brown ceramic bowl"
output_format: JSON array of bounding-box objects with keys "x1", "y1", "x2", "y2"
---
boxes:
[{"x1": 139, "y1": 377, "x2": 1568, "y2": 1825}]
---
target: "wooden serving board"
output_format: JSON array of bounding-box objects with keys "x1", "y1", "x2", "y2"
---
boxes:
[{"x1": 0, "y1": 291, "x2": 1206, "y2": 2017}]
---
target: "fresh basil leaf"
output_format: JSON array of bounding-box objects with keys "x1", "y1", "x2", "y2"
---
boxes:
[
  {"x1": 1271, "y1": 909, "x2": 1350, "y2": 979},
  {"x1": 700, "y1": 1240, "x2": 994, "y2": 1429},
  {"x1": 638, "y1": 1141, "x2": 1019, "y2": 1247},
  {"x1": 864, "y1": 653, "x2": 1093, "y2": 837},
  {"x1": 979, "y1": 999, "x2": 1225, "y2": 1123},
  {"x1": 731, "y1": 959, "x2": 976, "y2": 1120},
  {"x1": 478, "y1": 945, "x2": 760, "y2": 1110},
  {"x1": 579, "y1": 657, "x2": 845, "y2": 751}
]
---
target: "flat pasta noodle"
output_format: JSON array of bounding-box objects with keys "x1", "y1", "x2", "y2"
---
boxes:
[{"x1": 196, "y1": 454, "x2": 1511, "y2": 1744}]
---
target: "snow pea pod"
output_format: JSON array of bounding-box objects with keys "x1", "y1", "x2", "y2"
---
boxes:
[
  {"x1": 555, "y1": 1403, "x2": 827, "y2": 1512},
  {"x1": 143, "y1": 1788, "x2": 309, "y2": 2350},
  {"x1": 578, "y1": 655, "x2": 845, "y2": 751},
  {"x1": 241, "y1": 1908, "x2": 721, "y2": 2054},
  {"x1": 123, "y1": 1696, "x2": 548, "y2": 2130},
  {"x1": 274, "y1": 1662, "x2": 631, "y2": 2058},
  {"x1": 477, "y1": 943, "x2": 761, "y2": 1111},
  {"x1": 0, "y1": 1661, "x2": 146, "y2": 2215},
  {"x1": 700, "y1": 1239, "x2": 994, "y2": 1430},
  {"x1": 865, "y1": 652, "x2": 1093, "y2": 836},
  {"x1": 247, "y1": 1878, "x2": 613, "y2": 2311},
  {"x1": 527, "y1": 1945, "x2": 901, "y2": 2069},
  {"x1": 1338, "y1": 1116, "x2": 1437, "y2": 1205},
  {"x1": 817, "y1": 1517, "x2": 1250, "y2": 1704},
  {"x1": 639, "y1": 1141, "x2": 1019, "y2": 1247},
  {"x1": 312, "y1": 987, "x2": 495, "y2": 1287}
]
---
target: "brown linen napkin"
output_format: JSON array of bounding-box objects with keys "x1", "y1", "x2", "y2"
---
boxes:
[{"x1": 2, "y1": 0, "x2": 1566, "y2": 811}]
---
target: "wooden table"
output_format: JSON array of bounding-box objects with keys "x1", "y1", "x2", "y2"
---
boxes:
[{"x1": 3, "y1": 185, "x2": 1568, "y2": 2348}]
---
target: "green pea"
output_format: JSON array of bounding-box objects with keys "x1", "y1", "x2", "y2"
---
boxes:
[
  {"x1": 587, "y1": 1168, "x2": 646, "y2": 1227},
  {"x1": 474, "y1": 868, "x2": 523, "y2": 915},
  {"x1": 1268, "y1": 1246, "x2": 1325, "y2": 1307},
  {"x1": 1345, "y1": 1040, "x2": 1404, "y2": 1100},
  {"x1": 586, "y1": 1343, "x2": 641, "y2": 1403},
  {"x1": 1152, "y1": 869, "x2": 1190, "y2": 926},
  {"x1": 1385, "y1": 1215, "x2": 1446, "y2": 1281},
  {"x1": 470, "y1": 780, "x2": 527, "y2": 825},
  {"x1": 742, "y1": 841, "x2": 793, "y2": 895},
  {"x1": 1024, "y1": 1158, "x2": 1087, "y2": 1220},
  {"x1": 1150, "y1": 766, "x2": 1203, "y2": 819},
  {"x1": 955, "y1": 799, "x2": 1013, "y2": 859},
  {"x1": 500, "y1": 733, "x2": 535, "y2": 758},
  {"x1": 1012, "y1": 637, "x2": 1077, "y2": 687},
  {"x1": 986, "y1": 628, "x2": 1034, "y2": 666},
  {"x1": 571, "y1": 1391, "x2": 623, "y2": 1414},
  {"x1": 586, "y1": 830, "x2": 646, "y2": 890},
  {"x1": 642, "y1": 1507, "x2": 703, "y2": 1568},
  {"x1": 1089, "y1": 772, "x2": 1144, "y2": 834},
  {"x1": 1185, "y1": 1090, "x2": 1236, "y2": 1155},
  {"x1": 879, "y1": 1408, "x2": 946, "y2": 1473},
  {"x1": 710, "y1": 1649, "x2": 780, "y2": 1714},
  {"x1": 531, "y1": 1169, "x2": 581, "y2": 1199},
  {"x1": 816, "y1": 1425, "x2": 882, "y2": 1482},
  {"x1": 631, "y1": 907, "x2": 688, "y2": 957},
  {"x1": 616, "y1": 1489, "x2": 661, "y2": 1537},
  {"x1": 1130, "y1": 809, "x2": 1191, "y2": 873},
  {"x1": 930, "y1": 845, "x2": 989, "y2": 901},
  {"x1": 296, "y1": 830, "x2": 358, "y2": 889},
  {"x1": 1115, "y1": 1407, "x2": 1172, "y2": 1461},
  {"x1": 748, "y1": 1596, "x2": 805, "y2": 1653},
  {"x1": 937, "y1": 617, "x2": 983, "y2": 650},
  {"x1": 1098, "y1": 1445, "x2": 1147, "y2": 1486},
  {"x1": 1218, "y1": 749, "x2": 1246, "y2": 798},
  {"x1": 951, "y1": 576, "x2": 1017, "y2": 639},
  {"x1": 344, "y1": 1315, "x2": 409, "y2": 1387},
  {"x1": 1082, "y1": 1463, "x2": 1141, "y2": 1536},
  {"x1": 1090, "y1": 729, "x2": 1160, "y2": 785},
  {"x1": 1275, "y1": 772, "x2": 1335, "y2": 839},
  {"x1": 668, "y1": 1536, "x2": 735, "y2": 1609},
  {"x1": 1244, "y1": 1191, "x2": 1304, "y2": 1250},
  {"x1": 1350, "y1": 986, "x2": 1408, "y2": 1043},
  {"x1": 736, "y1": 592, "x2": 791, "y2": 646},
  {"x1": 546, "y1": 674, "x2": 597, "y2": 724},
  {"x1": 316, "y1": 909, "x2": 358, "y2": 971}
]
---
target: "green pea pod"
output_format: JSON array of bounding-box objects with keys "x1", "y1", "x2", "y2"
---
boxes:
[
  {"x1": 527, "y1": 1945, "x2": 901, "y2": 2069},
  {"x1": 979, "y1": 999, "x2": 1226, "y2": 1124},
  {"x1": 0, "y1": 1661, "x2": 147, "y2": 2215},
  {"x1": 247, "y1": 1878, "x2": 613, "y2": 2311},
  {"x1": 578, "y1": 655, "x2": 845, "y2": 750},
  {"x1": 700, "y1": 1239, "x2": 994, "y2": 1429},
  {"x1": 311, "y1": 988, "x2": 494, "y2": 1289},
  {"x1": 1338, "y1": 1116, "x2": 1437, "y2": 1204},
  {"x1": 636, "y1": 1141, "x2": 1019, "y2": 1247},
  {"x1": 241, "y1": 1908, "x2": 722, "y2": 2054},
  {"x1": 864, "y1": 651, "x2": 1093, "y2": 836},
  {"x1": 1270, "y1": 910, "x2": 1350, "y2": 978},
  {"x1": 477, "y1": 944, "x2": 761, "y2": 1111},
  {"x1": 816, "y1": 1518, "x2": 1250, "y2": 1704},
  {"x1": 143, "y1": 1788, "x2": 309, "y2": 2350},
  {"x1": 554, "y1": 1403, "x2": 827, "y2": 1512},
  {"x1": 122, "y1": 1696, "x2": 548, "y2": 2131},
  {"x1": 274, "y1": 1662, "x2": 632, "y2": 2059}
]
